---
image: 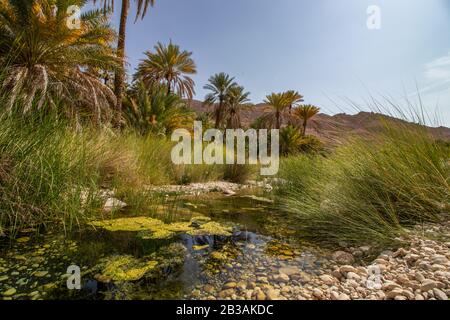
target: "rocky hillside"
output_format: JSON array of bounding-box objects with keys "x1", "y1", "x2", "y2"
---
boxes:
[{"x1": 188, "y1": 100, "x2": 450, "y2": 146}]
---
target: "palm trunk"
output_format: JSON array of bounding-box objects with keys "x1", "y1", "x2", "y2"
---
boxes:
[
  {"x1": 215, "y1": 98, "x2": 223, "y2": 128},
  {"x1": 167, "y1": 80, "x2": 171, "y2": 95},
  {"x1": 113, "y1": 0, "x2": 129, "y2": 125},
  {"x1": 276, "y1": 111, "x2": 281, "y2": 129},
  {"x1": 302, "y1": 118, "x2": 307, "y2": 136}
]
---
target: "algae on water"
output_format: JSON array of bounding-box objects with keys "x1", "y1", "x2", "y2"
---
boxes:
[
  {"x1": 100, "y1": 255, "x2": 158, "y2": 282},
  {"x1": 91, "y1": 216, "x2": 233, "y2": 240}
]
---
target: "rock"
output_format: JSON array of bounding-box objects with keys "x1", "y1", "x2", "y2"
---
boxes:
[
  {"x1": 2, "y1": 288, "x2": 16, "y2": 296},
  {"x1": 223, "y1": 282, "x2": 237, "y2": 289},
  {"x1": 278, "y1": 267, "x2": 300, "y2": 276},
  {"x1": 330, "y1": 291, "x2": 340, "y2": 300},
  {"x1": 255, "y1": 291, "x2": 266, "y2": 300},
  {"x1": 373, "y1": 258, "x2": 389, "y2": 265},
  {"x1": 313, "y1": 288, "x2": 323, "y2": 299},
  {"x1": 394, "y1": 295, "x2": 407, "y2": 300},
  {"x1": 273, "y1": 274, "x2": 290, "y2": 283},
  {"x1": 402, "y1": 290, "x2": 415, "y2": 300},
  {"x1": 415, "y1": 272, "x2": 425, "y2": 282},
  {"x1": 359, "y1": 246, "x2": 371, "y2": 253},
  {"x1": 433, "y1": 288, "x2": 448, "y2": 300},
  {"x1": 222, "y1": 189, "x2": 236, "y2": 196},
  {"x1": 103, "y1": 197, "x2": 127, "y2": 212},
  {"x1": 319, "y1": 275, "x2": 335, "y2": 285},
  {"x1": 420, "y1": 279, "x2": 437, "y2": 292},
  {"x1": 431, "y1": 255, "x2": 448, "y2": 265},
  {"x1": 382, "y1": 281, "x2": 401, "y2": 291},
  {"x1": 393, "y1": 248, "x2": 407, "y2": 258},
  {"x1": 338, "y1": 293, "x2": 351, "y2": 300},
  {"x1": 339, "y1": 265, "x2": 357, "y2": 274},
  {"x1": 266, "y1": 289, "x2": 280, "y2": 300},
  {"x1": 331, "y1": 269, "x2": 342, "y2": 279},
  {"x1": 415, "y1": 294, "x2": 425, "y2": 300},
  {"x1": 346, "y1": 272, "x2": 360, "y2": 280},
  {"x1": 203, "y1": 284, "x2": 215, "y2": 293},
  {"x1": 331, "y1": 251, "x2": 355, "y2": 264},
  {"x1": 218, "y1": 289, "x2": 235, "y2": 299},
  {"x1": 386, "y1": 289, "x2": 404, "y2": 299},
  {"x1": 396, "y1": 275, "x2": 409, "y2": 284}
]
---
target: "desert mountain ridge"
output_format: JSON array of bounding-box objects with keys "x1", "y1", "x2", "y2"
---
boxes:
[{"x1": 187, "y1": 100, "x2": 450, "y2": 145}]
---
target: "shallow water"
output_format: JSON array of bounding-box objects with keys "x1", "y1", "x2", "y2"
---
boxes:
[{"x1": 0, "y1": 193, "x2": 326, "y2": 300}]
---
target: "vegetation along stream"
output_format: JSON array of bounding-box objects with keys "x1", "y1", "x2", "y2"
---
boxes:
[{"x1": 0, "y1": 190, "x2": 330, "y2": 300}]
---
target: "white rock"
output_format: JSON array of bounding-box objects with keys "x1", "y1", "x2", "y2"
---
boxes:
[
  {"x1": 420, "y1": 279, "x2": 437, "y2": 292},
  {"x1": 103, "y1": 197, "x2": 127, "y2": 212},
  {"x1": 433, "y1": 288, "x2": 448, "y2": 300},
  {"x1": 319, "y1": 275, "x2": 335, "y2": 285}
]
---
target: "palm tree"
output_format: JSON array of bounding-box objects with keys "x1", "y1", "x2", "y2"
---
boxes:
[
  {"x1": 134, "y1": 42, "x2": 197, "y2": 99},
  {"x1": 225, "y1": 85, "x2": 250, "y2": 129},
  {"x1": 93, "y1": 0, "x2": 156, "y2": 115},
  {"x1": 284, "y1": 90, "x2": 304, "y2": 123},
  {"x1": 123, "y1": 81, "x2": 196, "y2": 135},
  {"x1": 293, "y1": 104, "x2": 320, "y2": 136},
  {"x1": 203, "y1": 73, "x2": 237, "y2": 128},
  {"x1": 0, "y1": 0, "x2": 119, "y2": 123},
  {"x1": 263, "y1": 92, "x2": 290, "y2": 129},
  {"x1": 280, "y1": 125, "x2": 303, "y2": 156}
]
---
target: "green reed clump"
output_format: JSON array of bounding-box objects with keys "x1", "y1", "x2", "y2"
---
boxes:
[
  {"x1": 279, "y1": 122, "x2": 450, "y2": 246},
  {"x1": 0, "y1": 116, "x2": 258, "y2": 235}
]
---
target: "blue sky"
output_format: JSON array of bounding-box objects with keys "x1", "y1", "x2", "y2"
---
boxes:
[{"x1": 90, "y1": 0, "x2": 450, "y2": 126}]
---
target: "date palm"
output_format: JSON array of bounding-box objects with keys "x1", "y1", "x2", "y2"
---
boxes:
[
  {"x1": 93, "y1": 0, "x2": 156, "y2": 115},
  {"x1": 225, "y1": 85, "x2": 250, "y2": 129},
  {"x1": 134, "y1": 42, "x2": 197, "y2": 99},
  {"x1": 203, "y1": 73, "x2": 237, "y2": 128},
  {"x1": 123, "y1": 81, "x2": 195, "y2": 135},
  {"x1": 285, "y1": 90, "x2": 304, "y2": 123},
  {"x1": 263, "y1": 92, "x2": 290, "y2": 129},
  {"x1": 293, "y1": 104, "x2": 320, "y2": 136},
  {"x1": 0, "y1": 0, "x2": 119, "y2": 123}
]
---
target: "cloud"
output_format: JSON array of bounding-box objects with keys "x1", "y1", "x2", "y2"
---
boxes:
[{"x1": 418, "y1": 52, "x2": 450, "y2": 96}]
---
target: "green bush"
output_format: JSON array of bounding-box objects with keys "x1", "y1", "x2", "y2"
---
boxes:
[{"x1": 278, "y1": 123, "x2": 450, "y2": 246}]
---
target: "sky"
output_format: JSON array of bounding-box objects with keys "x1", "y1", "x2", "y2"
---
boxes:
[{"x1": 89, "y1": 0, "x2": 450, "y2": 126}]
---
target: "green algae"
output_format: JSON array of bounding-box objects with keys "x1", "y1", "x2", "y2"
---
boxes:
[
  {"x1": 91, "y1": 216, "x2": 233, "y2": 240},
  {"x1": 100, "y1": 255, "x2": 158, "y2": 282}
]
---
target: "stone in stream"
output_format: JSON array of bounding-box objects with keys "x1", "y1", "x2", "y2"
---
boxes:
[
  {"x1": 331, "y1": 251, "x2": 354, "y2": 265},
  {"x1": 103, "y1": 197, "x2": 127, "y2": 212},
  {"x1": 223, "y1": 282, "x2": 237, "y2": 289},
  {"x1": 265, "y1": 289, "x2": 281, "y2": 300},
  {"x1": 278, "y1": 266, "x2": 300, "y2": 276},
  {"x1": 319, "y1": 274, "x2": 335, "y2": 285},
  {"x1": 203, "y1": 284, "x2": 215, "y2": 294}
]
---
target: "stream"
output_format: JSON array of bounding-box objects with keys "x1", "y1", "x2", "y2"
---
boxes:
[{"x1": 0, "y1": 191, "x2": 329, "y2": 300}]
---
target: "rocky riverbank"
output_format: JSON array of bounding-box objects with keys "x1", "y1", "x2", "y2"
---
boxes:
[{"x1": 188, "y1": 222, "x2": 450, "y2": 300}]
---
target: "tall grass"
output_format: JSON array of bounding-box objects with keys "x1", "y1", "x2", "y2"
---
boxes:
[
  {"x1": 0, "y1": 116, "x2": 256, "y2": 235},
  {"x1": 278, "y1": 120, "x2": 450, "y2": 246}
]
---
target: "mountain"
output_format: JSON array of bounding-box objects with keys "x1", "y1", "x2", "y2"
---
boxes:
[{"x1": 187, "y1": 100, "x2": 450, "y2": 146}]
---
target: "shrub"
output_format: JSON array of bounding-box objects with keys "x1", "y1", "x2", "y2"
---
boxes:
[{"x1": 278, "y1": 123, "x2": 450, "y2": 246}]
